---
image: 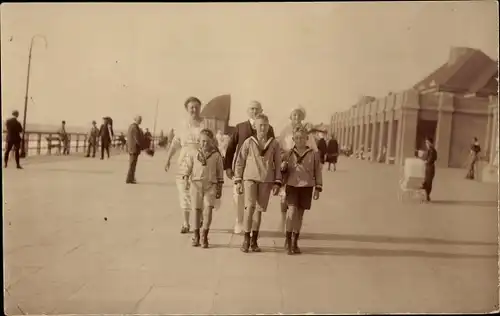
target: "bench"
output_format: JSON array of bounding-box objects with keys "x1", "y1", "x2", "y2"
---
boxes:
[{"x1": 46, "y1": 137, "x2": 62, "y2": 155}]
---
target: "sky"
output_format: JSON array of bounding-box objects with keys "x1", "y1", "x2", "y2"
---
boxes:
[{"x1": 1, "y1": 2, "x2": 498, "y2": 133}]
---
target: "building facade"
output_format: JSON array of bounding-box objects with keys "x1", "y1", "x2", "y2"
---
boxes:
[{"x1": 330, "y1": 47, "x2": 498, "y2": 168}]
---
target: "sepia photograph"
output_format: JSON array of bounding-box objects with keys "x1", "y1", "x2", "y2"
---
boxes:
[{"x1": 1, "y1": 1, "x2": 499, "y2": 314}]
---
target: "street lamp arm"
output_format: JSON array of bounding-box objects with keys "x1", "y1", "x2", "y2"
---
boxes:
[{"x1": 31, "y1": 34, "x2": 48, "y2": 49}]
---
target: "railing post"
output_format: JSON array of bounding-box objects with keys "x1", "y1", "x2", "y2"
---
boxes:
[
  {"x1": 23, "y1": 133, "x2": 30, "y2": 157},
  {"x1": 47, "y1": 133, "x2": 52, "y2": 155},
  {"x1": 67, "y1": 135, "x2": 71, "y2": 155},
  {"x1": 75, "y1": 134, "x2": 79, "y2": 153},
  {"x1": 84, "y1": 135, "x2": 88, "y2": 154},
  {"x1": 36, "y1": 133, "x2": 41, "y2": 155}
]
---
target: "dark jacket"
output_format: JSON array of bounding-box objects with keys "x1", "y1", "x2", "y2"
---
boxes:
[
  {"x1": 224, "y1": 120, "x2": 275, "y2": 170},
  {"x1": 127, "y1": 123, "x2": 144, "y2": 154},
  {"x1": 99, "y1": 123, "x2": 114, "y2": 142},
  {"x1": 317, "y1": 138, "x2": 327, "y2": 154},
  {"x1": 326, "y1": 139, "x2": 339, "y2": 154},
  {"x1": 5, "y1": 117, "x2": 23, "y2": 143}
]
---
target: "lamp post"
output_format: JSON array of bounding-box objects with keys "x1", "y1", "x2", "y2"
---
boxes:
[{"x1": 20, "y1": 34, "x2": 48, "y2": 158}]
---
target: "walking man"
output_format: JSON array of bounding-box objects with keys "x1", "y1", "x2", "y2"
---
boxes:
[
  {"x1": 126, "y1": 115, "x2": 144, "y2": 184},
  {"x1": 58, "y1": 121, "x2": 70, "y2": 155},
  {"x1": 99, "y1": 117, "x2": 114, "y2": 160},
  {"x1": 85, "y1": 120, "x2": 99, "y2": 158},
  {"x1": 4, "y1": 110, "x2": 23, "y2": 169},
  {"x1": 224, "y1": 100, "x2": 275, "y2": 234}
]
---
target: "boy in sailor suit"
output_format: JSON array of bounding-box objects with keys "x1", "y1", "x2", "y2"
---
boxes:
[
  {"x1": 180, "y1": 129, "x2": 224, "y2": 248},
  {"x1": 234, "y1": 114, "x2": 282, "y2": 253},
  {"x1": 281, "y1": 126, "x2": 323, "y2": 255}
]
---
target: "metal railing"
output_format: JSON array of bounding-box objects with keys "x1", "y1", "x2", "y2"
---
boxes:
[{"x1": 2, "y1": 130, "x2": 163, "y2": 157}]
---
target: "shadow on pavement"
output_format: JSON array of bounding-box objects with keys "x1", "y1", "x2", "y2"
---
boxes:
[
  {"x1": 138, "y1": 181, "x2": 176, "y2": 187},
  {"x1": 28, "y1": 167, "x2": 114, "y2": 175},
  {"x1": 211, "y1": 229, "x2": 496, "y2": 246},
  {"x1": 300, "y1": 246, "x2": 498, "y2": 259},
  {"x1": 431, "y1": 200, "x2": 497, "y2": 208},
  {"x1": 205, "y1": 243, "x2": 496, "y2": 259}
]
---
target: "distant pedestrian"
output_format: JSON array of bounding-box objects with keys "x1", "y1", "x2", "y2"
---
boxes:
[
  {"x1": 281, "y1": 126, "x2": 322, "y2": 255},
  {"x1": 99, "y1": 117, "x2": 114, "y2": 160},
  {"x1": 316, "y1": 134, "x2": 327, "y2": 164},
  {"x1": 325, "y1": 135, "x2": 339, "y2": 171},
  {"x1": 58, "y1": 121, "x2": 70, "y2": 155},
  {"x1": 4, "y1": 110, "x2": 23, "y2": 169},
  {"x1": 143, "y1": 128, "x2": 152, "y2": 149},
  {"x1": 126, "y1": 116, "x2": 144, "y2": 184},
  {"x1": 465, "y1": 137, "x2": 481, "y2": 180},
  {"x1": 179, "y1": 128, "x2": 224, "y2": 248},
  {"x1": 118, "y1": 133, "x2": 126, "y2": 151},
  {"x1": 421, "y1": 137, "x2": 438, "y2": 202},
  {"x1": 85, "y1": 120, "x2": 99, "y2": 158}
]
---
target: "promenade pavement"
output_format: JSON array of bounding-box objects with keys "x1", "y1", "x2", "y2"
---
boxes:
[{"x1": 2, "y1": 152, "x2": 498, "y2": 314}]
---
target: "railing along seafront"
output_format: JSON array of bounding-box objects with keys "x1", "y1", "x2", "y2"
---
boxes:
[{"x1": 1, "y1": 130, "x2": 163, "y2": 157}]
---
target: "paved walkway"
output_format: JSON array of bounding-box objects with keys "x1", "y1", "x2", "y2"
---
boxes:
[{"x1": 3, "y1": 152, "x2": 498, "y2": 314}]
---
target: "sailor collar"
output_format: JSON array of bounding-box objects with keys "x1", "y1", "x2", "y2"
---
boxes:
[
  {"x1": 197, "y1": 148, "x2": 217, "y2": 166},
  {"x1": 250, "y1": 136, "x2": 275, "y2": 156},
  {"x1": 292, "y1": 146, "x2": 313, "y2": 164}
]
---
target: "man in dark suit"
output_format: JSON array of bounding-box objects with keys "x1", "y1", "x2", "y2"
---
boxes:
[
  {"x1": 224, "y1": 100, "x2": 275, "y2": 234},
  {"x1": 99, "y1": 117, "x2": 114, "y2": 160},
  {"x1": 126, "y1": 115, "x2": 144, "y2": 184},
  {"x1": 4, "y1": 110, "x2": 23, "y2": 169}
]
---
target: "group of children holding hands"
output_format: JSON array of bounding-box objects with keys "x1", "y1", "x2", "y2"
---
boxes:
[{"x1": 179, "y1": 113, "x2": 323, "y2": 255}]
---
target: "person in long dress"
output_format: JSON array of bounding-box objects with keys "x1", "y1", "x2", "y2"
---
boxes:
[
  {"x1": 277, "y1": 107, "x2": 318, "y2": 233},
  {"x1": 164, "y1": 96, "x2": 209, "y2": 234},
  {"x1": 325, "y1": 134, "x2": 339, "y2": 171},
  {"x1": 421, "y1": 137, "x2": 438, "y2": 202}
]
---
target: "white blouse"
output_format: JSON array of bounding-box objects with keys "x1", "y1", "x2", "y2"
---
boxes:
[{"x1": 171, "y1": 118, "x2": 206, "y2": 148}]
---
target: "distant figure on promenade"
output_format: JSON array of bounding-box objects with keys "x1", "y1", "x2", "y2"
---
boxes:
[
  {"x1": 4, "y1": 110, "x2": 23, "y2": 169},
  {"x1": 165, "y1": 97, "x2": 209, "y2": 234},
  {"x1": 126, "y1": 115, "x2": 144, "y2": 184},
  {"x1": 233, "y1": 114, "x2": 281, "y2": 253},
  {"x1": 118, "y1": 133, "x2": 127, "y2": 151},
  {"x1": 277, "y1": 106, "x2": 317, "y2": 233},
  {"x1": 143, "y1": 128, "x2": 152, "y2": 150},
  {"x1": 316, "y1": 133, "x2": 327, "y2": 164},
  {"x1": 58, "y1": 121, "x2": 70, "y2": 155},
  {"x1": 326, "y1": 134, "x2": 339, "y2": 171},
  {"x1": 85, "y1": 120, "x2": 99, "y2": 158},
  {"x1": 179, "y1": 128, "x2": 224, "y2": 248},
  {"x1": 421, "y1": 137, "x2": 438, "y2": 202},
  {"x1": 224, "y1": 101, "x2": 275, "y2": 235},
  {"x1": 280, "y1": 126, "x2": 322, "y2": 255},
  {"x1": 99, "y1": 117, "x2": 114, "y2": 160},
  {"x1": 465, "y1": 137, "x2": 481, "y2": 180}
]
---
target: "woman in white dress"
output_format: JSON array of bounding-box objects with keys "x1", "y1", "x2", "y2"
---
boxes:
[
  {"x1": 277, "y1": 107, "x2": 318, "y2": 233},
  {"x1": 164, "y1": 97, "x2": 208, "y2": 234}
]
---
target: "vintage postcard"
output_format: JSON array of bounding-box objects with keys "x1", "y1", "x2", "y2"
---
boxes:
[{"x1": 2, "y1": 1, "x2": 498, "y2": 314}]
